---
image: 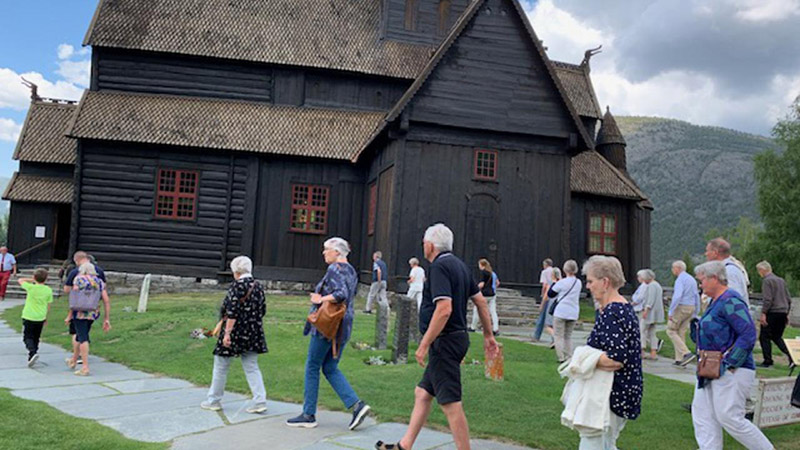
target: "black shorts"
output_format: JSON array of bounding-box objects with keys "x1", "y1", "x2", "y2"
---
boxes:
[
  {"x1": 72, "y1": 319, "x2": 93, "y2": 343},
  {"x1": 418, "y1": 331, "x2": 470, "y2": 405}
]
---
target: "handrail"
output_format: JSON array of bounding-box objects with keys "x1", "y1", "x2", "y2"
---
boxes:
[{"x1": 14, "y1": 239, "x2": 53, "y2": 259}]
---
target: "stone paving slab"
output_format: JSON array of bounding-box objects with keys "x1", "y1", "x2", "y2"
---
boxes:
[
  {"x1": 0, "y1": 341, "x2": 65, "y2": 355},
  {"x1": 323, "y1": 422, "x2": 454, "y2": 449},
  {"x1": 99, "y1": 406, "x2": 227, "y2": 442},
  {"x1": 104, "y1": 377, "x2": 195, "y2": 394},
  {"x1": 12, "y1": 383, "x2": 120, "y2": 403},
  {"x1": 222, "y1": 399, "x2": 301, "y2": 425},
  {"x1": 0, "y1": 350, "x2": 104, "y2": 370},
  {"x1": 52, "y1": 387, "x2": 244, "y2": 420}
]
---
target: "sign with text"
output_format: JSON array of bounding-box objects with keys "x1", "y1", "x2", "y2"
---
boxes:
[
  {"x1": 785, "y1": 339, "x2": 800, "y2": 366},
  {"x1": 34, "y1": 226, "x2": 45, "y2": 239},
  {"x1": 754, "y1": 377, "x2": 800, "y2": 428}
]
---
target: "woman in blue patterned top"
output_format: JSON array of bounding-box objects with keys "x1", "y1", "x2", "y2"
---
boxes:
[
  {"x1": 286, "y1": 237, "x2": 371, "y2": 431},
  {"x1": 690, "y1": 261, "x2": 772, "y2": 450},
  {"x1": 581, "y1": 255, "x2": 642, "y2": 450}
]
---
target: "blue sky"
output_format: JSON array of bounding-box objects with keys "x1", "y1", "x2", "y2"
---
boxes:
[{"x1": 0, "y1": 1, "x2": 96, "y2": 179}]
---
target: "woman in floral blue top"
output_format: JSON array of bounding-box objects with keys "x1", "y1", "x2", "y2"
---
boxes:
[
  {"x1": 286, "y1": 237, "x2": 371, "y2": 431},
  {"x1": 690, "y1": 261, "x2": 772, "y2": 450},
  {"x1": 581, "y1": 255, "x2": 643, "y2": 450}
]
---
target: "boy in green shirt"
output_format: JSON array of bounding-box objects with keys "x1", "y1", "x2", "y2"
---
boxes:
[{"x1": 19, "y1": 268, "x2": 53, "y2": 367}]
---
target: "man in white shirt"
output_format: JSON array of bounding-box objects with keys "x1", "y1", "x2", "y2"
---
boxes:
[
  {"x1": 539, "y1": 258, "x2": 554, "y2": 302},
  {"x1": 705, "y1": 238, "x2": 750, "y2": 307},
  {"x1": 0, "y1": 247, "x2": 18, "y2": 301},
  {"x1": 406, "y1": 257, "x2": 425, "y2": 309}
]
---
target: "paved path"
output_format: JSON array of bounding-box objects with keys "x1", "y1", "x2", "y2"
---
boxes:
[
  {"x1": 0, "y1": 299, "x2": 533, "y2": 450},
  {"x1": 501, "y1": 324, "x2": 699, "y2": 384}
]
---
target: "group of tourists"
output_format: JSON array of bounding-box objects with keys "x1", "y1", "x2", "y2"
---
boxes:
[
  {"x1": 13, "y1": 227, "x2": 794, "y2": 450},
  {"x1": 18, "y1": 251, "x2": 110, "y2": 376}
]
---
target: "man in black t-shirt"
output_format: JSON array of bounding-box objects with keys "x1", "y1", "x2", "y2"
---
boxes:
[{"x1": 376, "y1": 224, "x2": 498, "y2": 450}]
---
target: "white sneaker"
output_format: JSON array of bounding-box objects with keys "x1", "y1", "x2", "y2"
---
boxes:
[
  {"x1": 200, "y1": 401, "x2": 222, "y2": 411},
  {"x1": 246, "y1": 404, "x2": 268, "y2": 414},
  {"x1": 27, "y1": 353, "x2": 39, "y2": 367}
]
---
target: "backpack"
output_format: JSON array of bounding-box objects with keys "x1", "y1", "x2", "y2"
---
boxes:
[
  {"x1": 69, "y1": 276, "x2": 102, "y2": 312},
  {"x1": 491, "y1": 272, "x2": 498, "y2": 295}
]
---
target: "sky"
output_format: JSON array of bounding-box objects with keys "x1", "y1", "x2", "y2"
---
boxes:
[{"x1": 1, "y1": 0, "x2": 799, "y2": 179}]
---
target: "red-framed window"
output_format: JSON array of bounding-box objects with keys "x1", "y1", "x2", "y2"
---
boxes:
[
  {"x1": 474, "y1": 149, "x2": 498, "y2": 180},
  {"x1": 588, "y1": 213, "x2": 617, "y2": 255},
  {"x1": 155, "y1": 169, "x2": 198, "y2": 220},
  {"x1": 367, "y1": 182, "x2": 377, "y2": 236},
  {"x1": 290, "y1": 184, "x2": 329, "y2": 234}
]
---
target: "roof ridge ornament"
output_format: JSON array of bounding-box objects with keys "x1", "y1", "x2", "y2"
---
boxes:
[
  {"x1": 21, "y1": 77, "x2": 40, "y2": 101},
  {"x1": 581, "y1": 45, "x2": 602, "y2": 71}
]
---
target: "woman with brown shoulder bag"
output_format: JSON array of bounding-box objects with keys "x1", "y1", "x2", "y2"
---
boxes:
[
  {"x1": 690, "y1": 261, "x2": 773, "y2": 450},
  {"x1": 286, "y1": 237, "x2": 371, "y2": 431}
]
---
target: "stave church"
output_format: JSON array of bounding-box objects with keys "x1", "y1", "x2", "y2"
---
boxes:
[{"x1": 4, "y1": 0, "x2": 652, "y2": 292}]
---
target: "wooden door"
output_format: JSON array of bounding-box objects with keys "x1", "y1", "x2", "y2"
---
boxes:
[
  {"x1": 463, "y1": 193, "x2": 499, "y2": 280},
  {"x1": 374, "y1": 166, "x2": 394, "y2": 263}
]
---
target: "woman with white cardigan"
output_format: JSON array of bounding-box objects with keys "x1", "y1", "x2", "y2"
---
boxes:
[{"x1": 578, "y1": 255, "x2": 643, "y2": 449}]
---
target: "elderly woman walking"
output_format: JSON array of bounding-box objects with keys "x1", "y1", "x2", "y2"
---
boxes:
[
  {"x1": 286, "y1": 237, "x2": 371, "y2": 430},
  {"x1": 548, "y1": 260, "x2": 581, "y2": 362},
  {"x1": 690, "y1": 261, "x2": 773, "y2": 450},
  {"x1": 640, "y1": 269, "x2": 665, "y2": 360},
  {"x1": 201, "y1": 256, "x2": 268, "y2": 414},
  {"x1": 578, "y1": 255, "x2": 642, "y2": 449}
]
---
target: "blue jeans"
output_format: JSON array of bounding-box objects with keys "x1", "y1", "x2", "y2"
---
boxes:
[{"x1": 303, "y1": 333, "x2": 359, "y2": 415}]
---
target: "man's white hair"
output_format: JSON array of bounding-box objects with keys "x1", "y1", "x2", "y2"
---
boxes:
[
  {"x1": 230, "y1": 255, "x2": 253, "y2": 275},
  {"x1": 324, "y1": 237, "x2": 350, "y2": 258},
  {"x1": 756, "y1": 261, "x2": 772, "y2": 272},
  {"x1": 78, "y1": 262, "x2": 97, "y2": 276},
  {"x1": 672, "y1": 260, "x2": 687, "y2": 272},
  {"x1": 423, "y1": 223, "x2": 454, "y2": 252},
  {"x1": 695, "y1": 261, "x2": 728, "y2": 285},
  {"x1": 563, "y1": 260, "x2": 579, "y2": 275}
]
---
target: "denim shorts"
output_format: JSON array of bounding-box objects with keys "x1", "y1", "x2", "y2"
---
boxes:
[{"x1": 71, "y1": 314, "x2": 93, "y2": 344}]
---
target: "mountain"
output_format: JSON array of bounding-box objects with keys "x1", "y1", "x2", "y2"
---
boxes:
[{"x1": 616, "y1": 116, "x2": 778, "y2": 274}]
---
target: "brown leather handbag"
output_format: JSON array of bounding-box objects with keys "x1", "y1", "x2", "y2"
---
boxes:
[
  {"x1": 697, "y1": 350, "x2": 724, "y2": 379},
  {"x1": 307, "y1": 300, "x2": 347, "y2": 358}
]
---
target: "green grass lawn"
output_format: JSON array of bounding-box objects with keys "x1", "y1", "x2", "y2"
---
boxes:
[
  {"x1": 0, "y1": 389, "x2": 166, "y2": 450},
  {"x1": 3, "y1": 292, "x2": 800, "y2": 450}
]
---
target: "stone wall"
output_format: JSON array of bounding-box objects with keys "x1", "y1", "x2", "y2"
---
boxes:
[{"x1": 105, "y1": 271, "x2": 322, "y2": 297}]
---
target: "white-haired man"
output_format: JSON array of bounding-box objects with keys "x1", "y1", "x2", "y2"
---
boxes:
[
  {"x1": 705, "y1": 238, "x2": 750, "y2": 307},
  {"x1": 364, "y1": 251, "x2": 388, "y2": 314},
  {"x1": 667, "y1": 260, "x2": 700, "y2": 366},
  {"x1": 376, "y1": 224, "x2": 498, "y2": 450}
]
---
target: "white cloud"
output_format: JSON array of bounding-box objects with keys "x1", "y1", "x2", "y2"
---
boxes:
[
  {"x1": 733, "y1": 0, "x2": 800, "y2": 23},
  {"x1": 56, "y1": 59, "x2": 91, "y2": 88},
  {"x1": 525, "y1": 0, "x2": 800, "y2": 135},
  {"x1": 0, "y1": 118, "x2": 23, "y2": 143},
  {"x1": 0, "y1": 68, "x2": 84, "y2": 110},
  {"x1": 57, "y1": 43, "x2": 74, "y2": 60}
]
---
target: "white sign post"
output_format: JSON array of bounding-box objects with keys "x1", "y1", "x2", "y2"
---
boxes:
[
  {"x1": 137, "y1": 274, "x2": 152, "y2": 313},
  {"x1": 753, "y1": 377, "x2": 800, "y2": 428}
]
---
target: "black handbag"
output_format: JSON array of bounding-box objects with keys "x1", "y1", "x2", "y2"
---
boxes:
[
  {"x1": 548, "y1": 279, "x2": 578, "y2": 316},
  {"x1": 792, "y1": 375, "x2": 800, "y2": 409}
]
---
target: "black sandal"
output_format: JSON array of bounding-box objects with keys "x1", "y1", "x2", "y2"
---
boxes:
[{"x1": 375, "y1": 441, "x2": 405, "y2": 450}]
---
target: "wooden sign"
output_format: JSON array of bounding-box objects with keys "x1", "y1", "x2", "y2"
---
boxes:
[
  {"x1": 753, "y1": 377, "x2": 800, "y2": 428},
  {"x1": 785, "y1": 338, "x2": 800, "y2": 366}
]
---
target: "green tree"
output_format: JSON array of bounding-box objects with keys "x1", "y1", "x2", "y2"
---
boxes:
[{"x1": 752, "y1": 97, "x2": 800, "y2": 293}]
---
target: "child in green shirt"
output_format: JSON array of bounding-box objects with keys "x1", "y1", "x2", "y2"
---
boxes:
[{"x1": 19, "y1": 268, "x2": 53, "y2": 367}]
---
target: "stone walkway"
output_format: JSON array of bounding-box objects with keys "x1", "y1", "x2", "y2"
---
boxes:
[
  {"x1": 0, "y1": 299, "x2": 532, "y2": 450},
  {"x1": 502, "y1": 325, "x2": 699, "y2": 384}
]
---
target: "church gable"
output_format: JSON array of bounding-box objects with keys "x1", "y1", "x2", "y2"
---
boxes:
[{"x1": 407, "y1": 0, "x2": 582, "y2": 141}]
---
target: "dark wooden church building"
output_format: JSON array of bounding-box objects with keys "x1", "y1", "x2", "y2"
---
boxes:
[{"x1": 6, "y1": 0, "x2": 651, "y2": 290}]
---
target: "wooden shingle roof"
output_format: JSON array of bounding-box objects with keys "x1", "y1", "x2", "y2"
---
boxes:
[
  {"x1": 2, "y1": 173, "x2": 74, "y2": 204},
  {"x1": 13, "y1": 101, "x2": 77, "y2": 165},
  {"x1": 68, "y1": 91, "x2": 385, "y2": 161},
  {"x1": 84, "y1": 0, "x2": 434, "y2": 79},
  {"x1": 597, "y1": 107, "x2": 627, "y2": 146},
  {"x1": 552, "y1": 61, "x2": 603, "y2": 119},
  {"x1": 571, "y1": 150, "x2": 649, "y2": 203}
]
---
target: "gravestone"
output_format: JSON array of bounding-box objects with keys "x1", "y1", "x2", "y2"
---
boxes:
[
  {"x1": 375, "y1": 300, "x2": 390, "y2": 350},
  {"x1": 392, "y1": 295, "x2": 413, "y2": 364},
  {"x1": 409, "y1": 299, "x2": 420, "y2": 343},
  {"x1": 790, "y1": 298, "x2": 800, "y2": 327},
  {"x1": 137, "y1": 274, "x2": 152, "y2": 313}
]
